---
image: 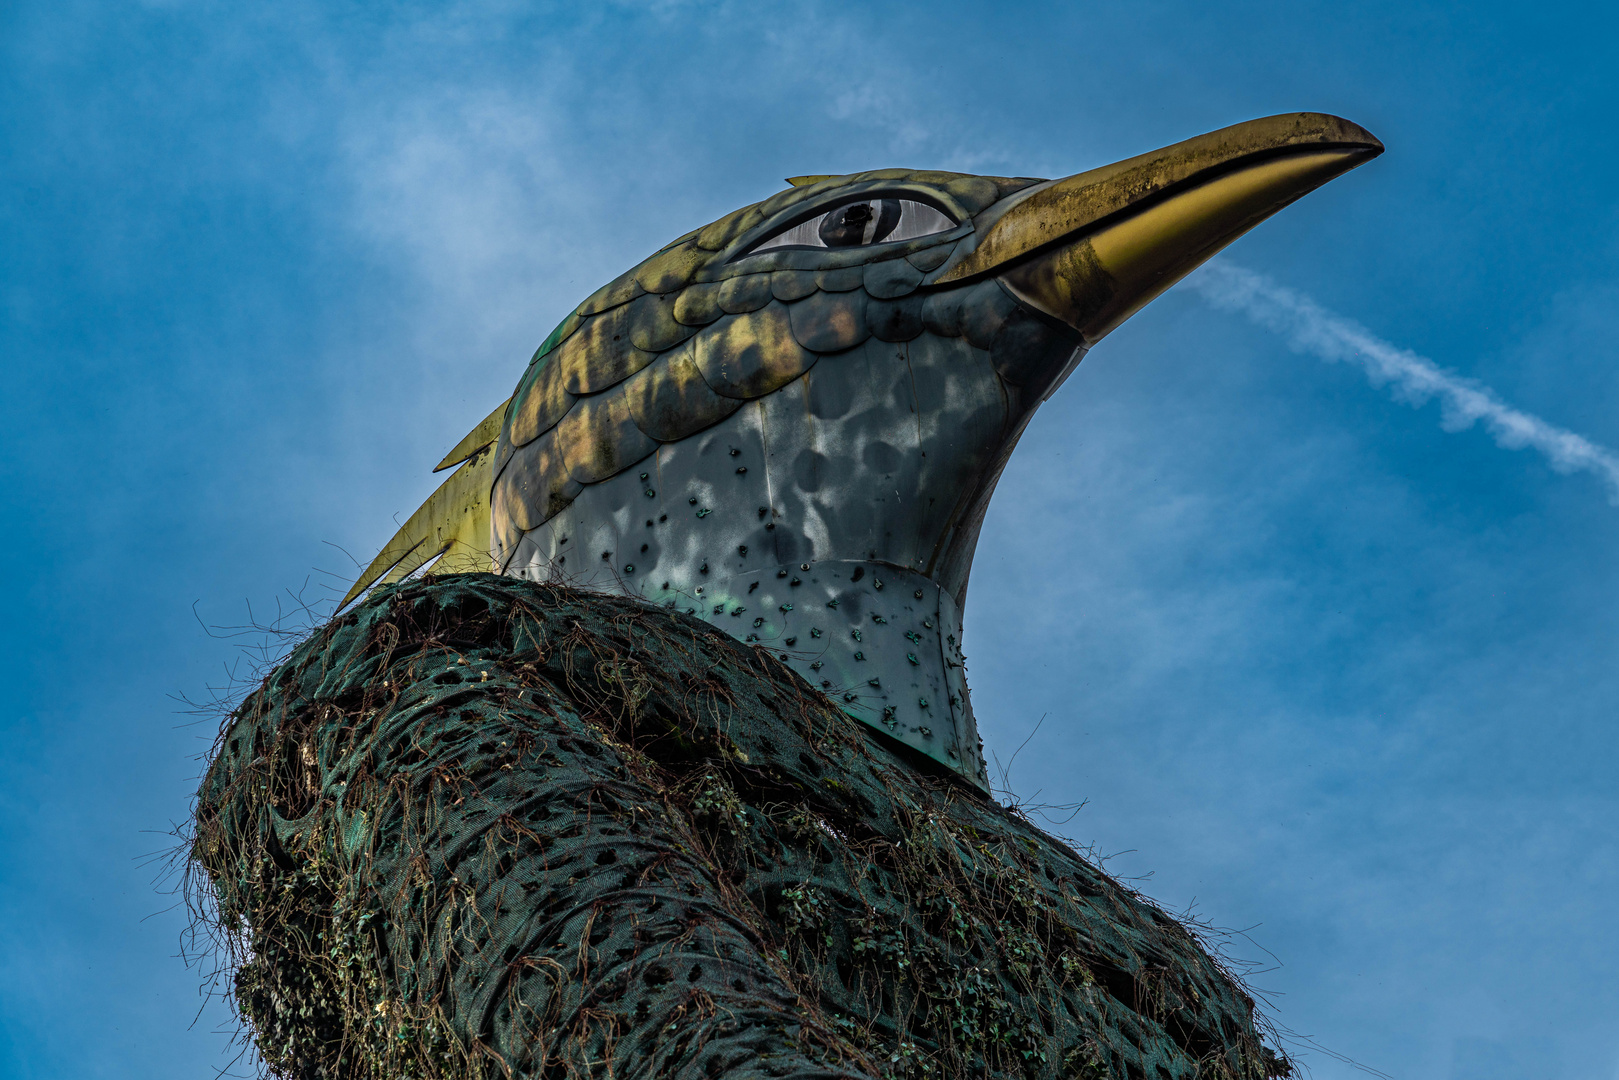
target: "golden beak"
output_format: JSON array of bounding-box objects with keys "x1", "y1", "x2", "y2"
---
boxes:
[{"x1": 936, "y1": 112, "x2": 1383, "y2": 344}]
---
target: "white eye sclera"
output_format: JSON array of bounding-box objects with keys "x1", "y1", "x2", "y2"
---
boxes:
[{"x1": 753, "y1": 198, "x2": 957, "y2": 253}]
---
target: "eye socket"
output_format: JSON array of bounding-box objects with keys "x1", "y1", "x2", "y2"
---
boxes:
[{"x1": 752, "y1": 198, "x2": 958, "y2": 253}]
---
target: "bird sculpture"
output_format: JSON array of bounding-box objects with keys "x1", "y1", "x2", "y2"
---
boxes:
[{"x1": 343, "y1": 112, "x2": 1382, "y2": 792}]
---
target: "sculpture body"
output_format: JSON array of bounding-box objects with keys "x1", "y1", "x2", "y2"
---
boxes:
[
  {"x1": 346, "y1": 114, "x2": 1383, "y2": 790},
  {"x1": 206, "y1": 112, "x2": 1389, "y2": 1080},
  {"x1": 196, "y1": 576, "x2": 1293, "y2": 1080}
]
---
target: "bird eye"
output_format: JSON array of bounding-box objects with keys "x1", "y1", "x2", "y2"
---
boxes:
[{"x1": 752, "y1": 198, "x2": 957, "y2": 253}]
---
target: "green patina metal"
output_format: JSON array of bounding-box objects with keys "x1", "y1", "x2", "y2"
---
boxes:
[{"x1": 193, "y1": 574, "x2": 1287, "y2": 1080}]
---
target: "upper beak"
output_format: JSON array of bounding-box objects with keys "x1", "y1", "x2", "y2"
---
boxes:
[{"x1": 935, "y1": 112, "x2": 1383, "y2": 344}]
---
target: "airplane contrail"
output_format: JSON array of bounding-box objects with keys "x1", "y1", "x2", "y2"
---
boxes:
[{"x1": 1186, "y1": 260, "x2": 1619, "y2": 504}]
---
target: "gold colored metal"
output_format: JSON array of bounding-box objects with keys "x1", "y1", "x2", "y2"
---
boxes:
[
  {"x1": 691, "y1": 301, "x2": 814, "y2": 399},
  {"x1": 493, "y1": 428, "x2": 580, "y2": 535},
  {"x1": 508, "y1": 355, "x2": 575, "y2": 448},
  {"x1": 433, "y1": 398, "x2": 511, "y2": 473},
  {"x1": 938, "y1": 113, "x2": 1382, "y2": 299},
  {"x1": 553, "y1": 385, "x2": 659, "y2": 485},
  {"x1": 999, "y1": 146, "x2": 1379, "y2": 343},
  {"x1": 339, "y1": 441, "x2": 497, "y2": 608}
]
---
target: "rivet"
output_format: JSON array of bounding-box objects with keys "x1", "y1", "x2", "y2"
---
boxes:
[
  {"x1": 765, "y1": 522, "x2": 775, "y2": 530},
  {"x1": 712, "y1": 604, "x2": 723, "y2": 614},
  {"x1": 558, "y1": 556, "x2": 566, "y2": 565},
  {"x1": 624, "y1": 564, "x2": 635, "y2": 574},
  {"x1": 736, "y1": 466, "x2": 747, "y2": 474},
  {"x1": 729, "y1": 448, "x2": 740, "y2": 457},
  {"x1": 854, "y1": 650, "x2": 865, "y2": 661},
  {"x1": 872, "y1": 616, "x2": 887, "y2": 625},
  {"x1": 918, "y1": 698, "x2": 929, "y2": 709},
  {"x1": 851, "y1": 567, "x2": 864, "y2": 583},
  {"x1": 745, "y1": 633, "x2": 758, "y2": 642},
  {"x1": 780, "y1": 652, "x2": 789, "y2": 660},
  {"x1": 695, "y1": 586, "x2": 704, "y2": 595},
  {"x1": 732, "y1": 606, "x2": 746, "y2": 615},
  {"x1": 601, "y1": 551, "x2": 610, "y2": 560},
  {"x1": 640, "y1": 544, "x2": 648, "y2": 553},
  {"x1": 868, "y1": 677, "x2": 881, "y2": 688},
  {"x1": 800, "y1": 563, "x2": 810, "y2": 571},
  {"x1": 918, "y1": 725, "x2": 932, "y2": 737},
  {"x1": 827, "y1": 599, "x2": 839, "y2": 608},
  {"x1": 873, "y1": 579, "x2": 884, "y2": 591},
  {"x1": 639, "y1": 472, "x2": 649, "y2": 480},
  {"x1": 777, "y1": 569, "x2": 788, "y2": 578},
  {"x1": 785, "y1": 637, "x2": 797, "y2": 646},
  {"x1": 738, "y1": 545, "x2": 748, "y2": 556},
  {"x1": 851, "y1": 630, "x2": 862, "y2": 641},
  {"x1": 747, "y1": 581, "x2": 759, "y2": 594},
  {"x1": 821, "y1": 678, "x2": 831, "y2": 687},
  {"x1": 757, "y1": 506, "x2": 768, "y2": 518},
  {"x1": 696, "y1": 508, "x2": 712, "y2": 518},
  {"x1": 779, "y1": 603, "x2": 793, "y2": 613},
  {"x1": 844, "y1": 693, "x2": 858, "y2": 703},
  {"x1": 659, "y1": 514, "x2": 667, "y2": 522},
  {"x1": 914, "y1": 589, "x2": 924, "y2": 599},
  {"x1": 644, "y1": 488, "x2": 656, "y2": 498},
  {"x1": 689, "y1": 497, "x2": 698, "y2": 505},
  {"x1": 923, "y1": 619, "x2": 934, "y2": 629},
  {"x1": 662, "y1": 581, "x2": 670, "y2": 589},
  {"x1": 810, "y1": 628, "x2": 822, "y2": 638},
  {"x1": 907, "y1": 653, "x2": 919, "y2": 665},
  {"x1": 811, "y1": 661, "x2": 823, "y2": 671},
  {"x1": 790, "y1": 577, "x2": 801, "y2": 586},
  {"x1": 753, "y1": 617, "x2": 764, "y2": 627},
  {"x1": 905, "y1": 631, "x2": 920, "y2": 643},
  {"x1": 700, "y1": 562, "x2": 709, "y2": 574}
]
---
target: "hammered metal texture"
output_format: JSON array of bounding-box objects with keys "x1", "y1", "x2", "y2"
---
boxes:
[
  {"x1": 489, "y1": 171, "x2": 1087, "y2": 789},
  {"x1": 355, "y1": 118, "x2": 1384, "y2": 787}
]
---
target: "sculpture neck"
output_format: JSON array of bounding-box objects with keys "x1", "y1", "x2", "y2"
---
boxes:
[
  {"x1": 684, "y1": 559, "x2": 985, "y2": 789},
  {"x1": 519, "y1": 554, "x2": 988, "y2": 791}
]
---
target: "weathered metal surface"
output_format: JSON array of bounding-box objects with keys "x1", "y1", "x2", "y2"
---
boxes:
[
  {"x1": 431, "y1": 397, "x2": 510, "y2": 473},
  {"x1": 937, "y1": 114, "x2": 1382, "y2": 304},
  {"x1": 350, "y1": 114, "x2": 1383, "y2": 790},
  {"x1": 338, "y1": 442, "x2": 497, "y2": 607}
]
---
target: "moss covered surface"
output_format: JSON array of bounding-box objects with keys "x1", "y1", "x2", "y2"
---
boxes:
[{"x1": 192, "y1": 574, "x2": 1287, "y2": 1080}]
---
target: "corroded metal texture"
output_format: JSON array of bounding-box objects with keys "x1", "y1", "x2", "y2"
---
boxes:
[{"x1": 348, "y1": 113, "x2": 1383, "y2": 790}]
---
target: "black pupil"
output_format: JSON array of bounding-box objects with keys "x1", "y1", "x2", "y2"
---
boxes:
[{"x1": 818, "y1": 200, "x2": 901, "y2": 247}]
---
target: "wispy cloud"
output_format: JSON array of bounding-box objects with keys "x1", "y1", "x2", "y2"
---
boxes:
[{"x1": 1188, "y1": 261, "x2": 1619, "y2": 503}]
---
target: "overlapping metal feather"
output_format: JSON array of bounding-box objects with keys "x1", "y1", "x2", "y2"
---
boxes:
[{"x1": 488, "y1": 169, "x2": 1042, "y2": 569}]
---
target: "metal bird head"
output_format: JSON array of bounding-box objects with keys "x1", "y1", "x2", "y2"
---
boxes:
[{"x1": 349, "y1": 113, "x2": 1383, "y2": 791}]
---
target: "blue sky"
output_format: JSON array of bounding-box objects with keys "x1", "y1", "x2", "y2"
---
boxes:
[{"x1": 3, "y1": 2, "x2": 1616, "y2": 1077}]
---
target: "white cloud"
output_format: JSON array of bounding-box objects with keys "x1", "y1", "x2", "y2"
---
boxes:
[{"x1": 1187, "y1": 260, "x2": 1619, "y2": 504}]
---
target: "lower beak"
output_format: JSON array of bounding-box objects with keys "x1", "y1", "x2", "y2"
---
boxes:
[{"x1": 936, "y1": 113, "x2": 1383, "y2": 344}]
